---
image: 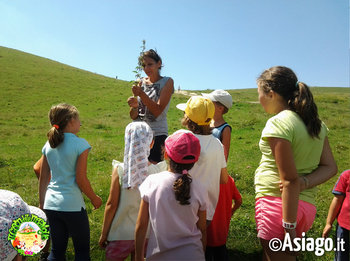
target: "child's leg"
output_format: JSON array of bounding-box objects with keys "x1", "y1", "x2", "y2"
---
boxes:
[
  {"x1": 214, "y1": 245, "x2": 229, "y2": 261},
  {"x1": 335, "y1": 223, "x2": 349, "y2": 261},
  {"x1": 148, "y1": 135, "x2": 167, "y2": 163},
  {"x1": 205, "y1": 245, "x2": 229, "y2": 261},
  {"x1": 66, "y1": 208, "x2": 91, "y2": 261},
  {"x1": 205, "y1": 246, "x2": 214, "y2": 261},
  {"x1": 45, "y1": 210, "x2": 69, "y2": 261}
]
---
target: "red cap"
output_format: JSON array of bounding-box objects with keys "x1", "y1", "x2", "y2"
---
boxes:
[{"x1": 165, "y1": 131, "x2": 201, "y2": 164}]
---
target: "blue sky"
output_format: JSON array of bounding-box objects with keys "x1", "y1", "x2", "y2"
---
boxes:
[{"x1": 0, "y1": 0, "x2": 349, "y2": 90}]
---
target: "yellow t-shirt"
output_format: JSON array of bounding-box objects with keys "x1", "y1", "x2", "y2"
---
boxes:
[{"x1": 255, "y1": 110, "x2": 328, "y2": 205}]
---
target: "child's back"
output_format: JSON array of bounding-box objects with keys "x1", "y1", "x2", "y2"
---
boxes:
[
  {"x1": 176, "y1": 96, "x2": 228, "y2": 221},
  {"x1": 190, "y1": 133, "x2": 226, "y2": 220},
  {"x1": 100, "y1": 121, "x2": 166, "y2": 260},
  {"x1": 43, "y1": 133, "x2": 89, "y2": 210},
  {"x1": 139, "y1": 170, "x2": 207, "y2": 260},
  {"x1": 136, "y1": 131, "x2": 207, "y2": 261},
  {"x1": 106, "y1": 160, "x2": 167, "y2": 242}
]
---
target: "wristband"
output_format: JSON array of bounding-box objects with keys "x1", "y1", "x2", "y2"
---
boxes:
[{"x1": 282, "y1": 219, "x2": 297, "y2": 229}]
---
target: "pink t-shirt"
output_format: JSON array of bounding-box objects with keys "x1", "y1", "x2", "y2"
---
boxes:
[
  {"x1": 139, "y1": 171, "x2": 207, "y2": 261},
  {"x1": 332, "y1": 170, "x2": 350, "y2": 230}
]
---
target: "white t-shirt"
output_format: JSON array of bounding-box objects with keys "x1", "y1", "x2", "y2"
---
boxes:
[
  {"x1": 189, "y1": 134, "x2": 227, "y2": 220},
  {"x1": 139, "y1": 171, "x2": 207, "y2": 261}
]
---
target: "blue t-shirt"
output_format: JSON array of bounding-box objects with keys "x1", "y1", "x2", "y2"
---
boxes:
[{"x1": 42, "y1": 133, "x2": 91, "y2": 211}]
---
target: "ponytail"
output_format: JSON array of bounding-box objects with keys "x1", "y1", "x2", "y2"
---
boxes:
[
  {"x1": 47, "y1": 126, "x2": 64, "y2": 148},
  {"x1": 289, "y1": 82, "x2": 321, "y2": 138},
  {"x1": 257, "y1": 66, "x2": 322, "y2": 138},
  {"x1": 173, "y1": 174, "x2": 192, "y2": 205},
  {"x1": 47, "y1": 103, "x2": 79, "y2": 148},
  {"x1": 169, "y1": 156, "x2": 195, "y2": 205}
]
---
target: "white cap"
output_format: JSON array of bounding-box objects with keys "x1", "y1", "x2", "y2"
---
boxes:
[{"x1": 201, "y1": 89, "x2": 233, "y2": 109}]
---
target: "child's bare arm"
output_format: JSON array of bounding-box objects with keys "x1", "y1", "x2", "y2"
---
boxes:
[
  {"x1": 39, "y1": 156, "x2": 50, "y2": 209},
  {"x1": 99, "y1": 168, "x2": 121, "y2": 248},
  {"x1": 33, "y1": 155, "x2": 44, "y2": 179},
  {"x1": 220, "y1": 168, "x2": 229, "y2": 184},
  {"x1": 76, "y1": 149, "x2": 102, "y2": 209},
  {"x1": 196, "y1": 210, "x2": 207, "y2": 251},
  {"x1": 299, "y1": 138, "x2": 337, "y2": 191},
  {"x1": 231, "y1": 197, "x2": 242, "y2": 216},
  {"x1": 135, "y1": 199, "x2": 149, "y2": 261},
  {"x1": 221, "y1": 127, "x2": 231, "y2": 162},
  {"x1": 322, "y1": 195, "x2": 344, "y2": 238}
]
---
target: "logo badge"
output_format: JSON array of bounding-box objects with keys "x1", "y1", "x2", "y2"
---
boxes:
[{"x1": 8, "y1": 214, "x2": 50, "y2": 257}]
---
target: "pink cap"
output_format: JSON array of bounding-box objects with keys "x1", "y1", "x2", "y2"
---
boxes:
[{"x1": 165, "y1": 131, "x2": 201, "y2": 164}]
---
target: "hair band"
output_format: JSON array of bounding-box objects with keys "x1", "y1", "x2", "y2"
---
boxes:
[
  {"x1": 53, "y1": 124, "x2": 59, "y2": 130},
  {"x1": 182, "y1": 169, "x2": 188, "y2": 175},
  {"x1": 295, "y1": 81, "x2": 300, "y2": 88}
]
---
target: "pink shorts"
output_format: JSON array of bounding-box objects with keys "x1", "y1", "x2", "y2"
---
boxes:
[
  {"x1": 105, "y1": 240, "x2": 147, "y2": 261},
  {"x1": 255, "y1": 196, "x2": 316, "y2": 240}
]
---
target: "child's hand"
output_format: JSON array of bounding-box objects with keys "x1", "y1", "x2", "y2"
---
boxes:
[
  {"x1": 92, "y1": 195, "x2": 102, "y2": 210},
  {"x1": 322, "y1": 224, "x2": 332, "y2": 238},
  {"x1": 279, "y1": 176, "x2": 306, "y2": 193},
  {"x1": 127, "y1": 96, "x2": 138, "y2": 108},
  {"x1": 99, "y1": 234, "x2": 108, "y2": 249},
  {"x1": 279, "y1": 181, "x2": 283, "y2": 192}
]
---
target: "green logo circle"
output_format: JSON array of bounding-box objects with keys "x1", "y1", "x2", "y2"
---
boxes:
[{"x1": 7, "y1": 214, "x2": 50, "y2": 257}]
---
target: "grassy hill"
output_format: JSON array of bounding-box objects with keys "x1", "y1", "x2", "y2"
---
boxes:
[{"x1": 1, "y1": 46, "x2": 349, "y2": 260}]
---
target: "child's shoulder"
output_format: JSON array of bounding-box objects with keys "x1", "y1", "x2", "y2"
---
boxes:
[
  {"x1": 148, "y1": 161, "x2": 167, "y2": 174},
  {"x1": 340, "y1": 169, "x2": 350, "y2": 179},
  {"x1": 70, "y1": 134, "x2": 90, "y2": 147},
  {"x1": 332, "y1": 170, "x2": 350, "y2": 195},
  {"x1": 144, "y1": 170, "x2": 169, "y2": 182},
  {"x1": 337, "y1": 170, "x2": 350, "y2": 185},
  {"x1": 339, "y1": 170, "x2": 350, "y2": 186},
  {"x1": 139, "y1": 171, "x2": 170, "y2": 194}
]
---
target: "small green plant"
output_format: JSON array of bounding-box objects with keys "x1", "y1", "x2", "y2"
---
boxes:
[{"x1": 132, "y1": 39, "x2": 146, "y2": 85}]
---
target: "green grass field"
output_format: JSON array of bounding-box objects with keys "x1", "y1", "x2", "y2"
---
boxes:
[{"x1": 1, "y1": 46, "x2": 349, "y2": 260}]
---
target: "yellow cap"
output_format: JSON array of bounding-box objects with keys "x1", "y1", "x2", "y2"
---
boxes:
[{"x1": 176, "y1": 96, "x2": 215, "y2": 125}]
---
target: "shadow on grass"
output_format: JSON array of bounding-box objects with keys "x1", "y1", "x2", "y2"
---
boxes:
[{"x1": 228, "y1": 249, "x2": 262, "y2": 261}]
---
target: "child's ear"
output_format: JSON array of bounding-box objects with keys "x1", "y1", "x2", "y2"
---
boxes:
[
  {"x1": 150, "y1": 140, "x2": 155, "y2": 149},
  {"x1": 163, "y1": 150, "x2": 169, "y2": 160},
  {"x1": 268, "y1": 90, "x2": 275, "y2": 99}
]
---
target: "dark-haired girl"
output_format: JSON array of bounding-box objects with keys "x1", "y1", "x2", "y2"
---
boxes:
[
  {"x1": 135, "y1": 131, "x2": 207, "y2": 261},
  {"x1": 254, "y1": 66, "x2": 337, "y2": 260},
  {"x1": 127, "y1": 49, "x2": 174, "y2": 164},
  {"x1": 39, "y1": 103, "x2": 102, "y2": 261}
]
